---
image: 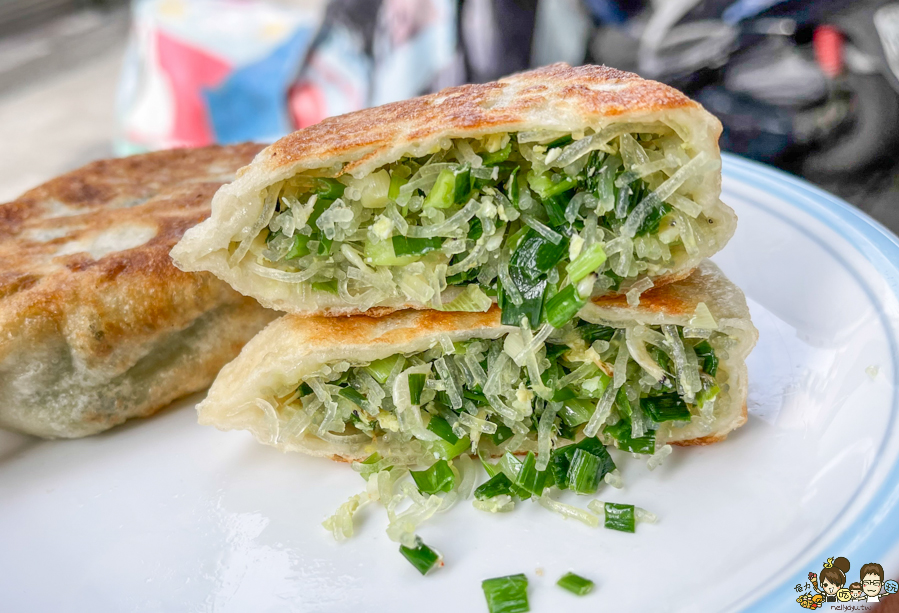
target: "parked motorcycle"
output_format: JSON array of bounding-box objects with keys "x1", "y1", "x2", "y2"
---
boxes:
[{"x1": 587, "y1": 0, "x2": 899, "y2": 177}]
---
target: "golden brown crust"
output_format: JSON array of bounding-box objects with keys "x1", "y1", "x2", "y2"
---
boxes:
[
  {"x1": 583, "y1": 260, "x2": 753, "y2": 324},
  {"x1": 590, "y1": 276, "x2": 695, "y2": 316},
  {"x1": 0, "y1": 144, "x2": 277, "y2": 438},
  {"x1": 277, "y1": 304, "x2": 502, "y2": 350},
  {"x1": 264, "y1": 64, "x2": 700, "y2": 176}
]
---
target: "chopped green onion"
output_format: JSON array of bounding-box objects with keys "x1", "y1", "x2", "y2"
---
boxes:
[
  {"x1": 388, "y1": 167, "x2": 409, "y2": 200},
  {"x1": 358, "y1": 452, "x2": 390, "y2": 479},
  {"x1": 588, "y1": 500, "x2": 656, "y2": 530},
  {"x1": 576, "y1": 322, "x2": 616, "y2": 344},
  {"x1": 501, "y1": 228, "x2": 570, "y2": 327},
  {"x1": 338, "y1": 387, "x2": 367, "y2": 408},
  {"x1": 467, "y1": 217, "x2": 483, "y2": 240},
  {"x1": 410, "y1": 459, "x2": 456, "y2": 495},
  {"x1": 550, "y1": 445, "x2": 577, "y2": 490},
  {"x1": 642, "y1": 393, "x2": 691, "y2": 422},
  {"x1": 604, "y1": 420, "x2": 655, "y2": 455},
  {"x1": 399, "y1": 538, "x2": 443, "y2": 575},
  {"x1": 313, "y1": 178, "x2": 345, "y2": 200},
  {"x1": 550, "y1": 386, "x2": 577, "y2": 402},
  {"x1": 427, "y1": 415, "x2": 459, "y2": 443},
  {"x1": 544, "y1": 343, "x2": 569, "y2": 362},
  {"x1": 513, "y1": 230, "x2": 570, "y2": 275},
  {"x1": 556, "y1": 421, "x2": 577, "y2": 442},
  {"x1": 479, "y1": 451, "x2": 501, "y2": 477},
  {"x1": 364, "y1": 238, "x2": 419, "y2": 266},
  {"x1": 545, "y1": 284, "x2": 587, "y2": 328},
  {"x1": 575, "y1": 435, "x2": 615, "y2": 460},
  {"x1": 559, "y1": 397, "x2": 593, "y2": 427},
  {"x1": 542, "y1": 193, "x2": 569, "y2": 227},
  {"x1": 285, "y1": 234, "x2": 311, "y2": 259},
  {"x1": 365, "y1": 354, "x2": 405, "y2": 384},
  {"x1": 408, "y1": 373, "x2": 427, "y2": 405},
  {"x1": 482, "y1": 141, "x2": 512, "y2": 165},
  {"x1": 506, "y1": 166, "x2": 520, "y2": 206},
  {"x1": 556, "y1": 572, "x2": 595, "y2": 596},
  {"x1": 566, "y1": 243, "x2": 607, "y2": 282},
  {"x1": 424, "y1": 165, "x2": 471, "y2": 208},
  {"x1": 550, "y1": 437, "x2": 616, "y2": 491},
  {"x1": 463, "y1": 388, "x2": 489, "y2": 406},
  {"x1": 527, "y1": 171, "x2": 577, "y2": 200},
  {"x1": 546, "y1": 134, "x2": 574, "y2": 149},
  {"x1": 515, "y1": 451, "x2": 549, "y2": 497},
  {"x1": 498, "y1": 280, "x2": 546, "y2": 328},
  {"x1": 603, "y1": 502, "x2": 636, "y2": 533},
  {"x1": 498, "y1": 451, "x2": 522, "y2": 482},
  {"x1": 492, "y1": 424, "x2": 514, "y2": 446},
  {"x1": 432, "y1": 435, "x2": 471, "y2": 461},
  {"x1": 636, "y1": 202, "x2": 672, "y2": 236},
  {"x1": 568, "y1": 449, "x2": 602, "y2": 494},
  {"x1": 604, "y1": 270, "x2": 623, "y2": 292},
  {"x1": 495, "y1": 452, "x2": 532, "y2": 499},
  {"x1": 392, "y1": 235, "x2": 443, "y2": 257},
  {"x1": 474, "y1": 472, "x2": 514, "y2": 500},
  {"x1": 311, "y1": 280, "x2": 339, "y2": 294},
  {"x1": 317, "y1": 237, "x2": 333, "y2": 256},
  {"x1": 306, "y1": 196, "x2": 332, "y2": 227},
  {"x1": 445, "y1": 267, "x2": 480, "y2": 286},
  {"x1": 696, "y1": 382, "x2": 720, "y2": 409},
  {"x1": 360, "y1": 452, "x2": 381, "y2": 465},
  {"x1": 615, "y1": 387, "x2": 632, "y2": 420},
  {"x1": 482, "y1": 574, "x2": 530, "y2": 613},
  {"x1": 693, "y1": 341, "x2": 719, "y2": 376}
]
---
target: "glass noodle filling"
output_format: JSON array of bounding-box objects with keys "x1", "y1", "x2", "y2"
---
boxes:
[
  {"x1": 240, "y1": 125, "x2": 719, "y2": 327},
  {"x1": 275, "y1": 318, "x2": 731, "y2": 465}
]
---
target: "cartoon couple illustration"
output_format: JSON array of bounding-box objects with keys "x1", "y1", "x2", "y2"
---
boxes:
[{"x1": 808, "y1": 557, "x2": 893, "y2": 604}]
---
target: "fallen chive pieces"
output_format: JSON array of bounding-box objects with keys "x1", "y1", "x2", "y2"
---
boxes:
[
  {"x1": 410, "y1": 459, "x2": 455, "y2": 495},
  {"x1": 399, "y1": 538, "x2": 443, "y2": 575},
  {"x1": 408, "y1": 373, "x2": 427, "y2": 405},
  {"x1": 568, "y1": 448, "x2": 602, "y2": 494},
  {"x1": 557, "y1": 572, "x2": 595, "y2": 596},
  {"x1": 482, "y1": 573, "x2": 530, "y2": 613},
  {"x1": 514, "y1": 451, "x2": 549, "y2": 497},
  {"x1": 474, "y1": 472, "x2": 514, "y2": 500},
  {"x1": 603, "y1": 502, "x2": 636, "y2": 533}
]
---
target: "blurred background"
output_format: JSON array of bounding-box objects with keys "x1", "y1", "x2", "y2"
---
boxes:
[{"x1": 1, "y1": 0, "x2": 898, "y2": 232}]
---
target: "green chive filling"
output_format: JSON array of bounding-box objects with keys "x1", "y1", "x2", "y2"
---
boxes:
[
  {"x1": 272, "y1": 319, "x2": 728, "y2": 468},
  {"x1": 243, "y1": 128, "x2": 716, "y2": 328}
]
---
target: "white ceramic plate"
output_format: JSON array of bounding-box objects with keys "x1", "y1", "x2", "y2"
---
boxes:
[{"x1": 2, "y1": 154, "x2": 899, "y2": 612}]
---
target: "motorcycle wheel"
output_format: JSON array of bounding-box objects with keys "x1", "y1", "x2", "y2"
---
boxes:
[{"x1": 802, "y1": 73, "x2": 899, "y2": 177}]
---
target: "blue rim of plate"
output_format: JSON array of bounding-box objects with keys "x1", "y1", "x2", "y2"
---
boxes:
[{"x1": 719, "y1": 153, "x2": 899, "y2": 612}]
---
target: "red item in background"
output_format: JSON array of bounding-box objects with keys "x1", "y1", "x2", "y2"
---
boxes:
[
  {"x1": 813, "y1": 25, "x2": 844, "y2": 78},
  {"x1": 155, "y1": 31, "x2": 231, "y2": 147},
  {"x1": 288, "y1": 81, "x2": 328, "y2": 129}
]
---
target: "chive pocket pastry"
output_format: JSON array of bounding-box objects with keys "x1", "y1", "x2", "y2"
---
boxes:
[
  {"x1": 0, "y1": 145, "x2": 276, "y2": 438},
  {"x1": 172, "y1": 64, "x2": 736, "y2": 327},
  {"x1": 197, "y1": 261, "x2": 756, "y2": 463}
]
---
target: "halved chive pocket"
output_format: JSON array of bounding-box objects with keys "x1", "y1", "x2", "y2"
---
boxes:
[{"x1": 173, "y1": 64, "x2": 736, "y2": 323}]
